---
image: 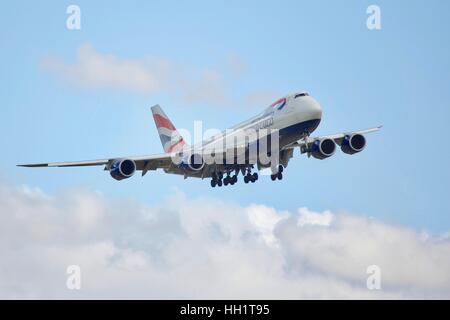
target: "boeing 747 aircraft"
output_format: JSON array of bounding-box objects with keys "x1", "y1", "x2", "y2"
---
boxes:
[{"x1": 18, "y1": 92, "x2": 381, "y2": 187}]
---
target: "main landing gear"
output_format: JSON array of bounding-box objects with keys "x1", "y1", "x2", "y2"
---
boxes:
[
  {"x1": 270, "y1": 165, "x2": 283, "y2": 181},
  {"x1": 210, "y1": 164, "x2": 286, "y2": 188},
  {"x1": 210, "y1": 172, "x2": 223, "y2": 188},
  {"x1": 243, "y1": 168, "x2": 258, "y2": 184},
  {"x1": 210, "y1": 170, "x2": 238, "y2": 187},
  {"x1": 210, "y1": 167, "x2": 259, "y2": 188},
  {"x1": 223, "y1": 174, "x2": 238, "y2": 186}
]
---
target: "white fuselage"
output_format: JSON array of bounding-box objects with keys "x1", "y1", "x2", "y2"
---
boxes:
[
  {"x1": 201, "y1": 93, "x2": 322, "y2": 154},
  {"x1": 166, "y1": 92, "x2": 323, "y2": 177}
]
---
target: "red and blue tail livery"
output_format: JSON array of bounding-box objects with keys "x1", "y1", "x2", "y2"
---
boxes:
[{"x1": 151, "y1": 104, "x2": 187, "y2": 153}]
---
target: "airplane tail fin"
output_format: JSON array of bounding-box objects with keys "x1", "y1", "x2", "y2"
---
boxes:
[{"x1": 151, "y1": 105, "x2": 188, "y2": 153}]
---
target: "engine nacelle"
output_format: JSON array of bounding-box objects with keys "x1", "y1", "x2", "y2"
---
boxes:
[
  {"x1": 180, "y1": 153, "x2": 205, "y2": 171},
  {"x1": 110, "y1": 159, "x2": 136, "y2": 181},
  {"x1": 311, "y1": 138, "x2": 336, "y2": 160},
  {"x1": 341, "y1": 133, "x2": 366, "y2": 155}
]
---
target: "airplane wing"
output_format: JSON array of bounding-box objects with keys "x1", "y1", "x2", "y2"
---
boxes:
[
  {"x1": 284, "y1": 125, "x2": 382, "y2": 150},
  {"x1": 17, "y1": 159, "x2": 110, "y2": 168},
  {"x1": 17, "y1": 153, "x2": 174, "y2": 176}
]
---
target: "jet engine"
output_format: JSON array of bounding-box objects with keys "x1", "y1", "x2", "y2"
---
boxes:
[
  {"x1": 310, "y1": 138, "x2": 336, "y2": 160},
  {"x1": 340, "y1": 133, "x2": 366, "y2": 155},
  {"x1": 110, "y1": 159, "x2": 136, "y2": 181},
  {"x1": 179, "y1": 153, "x2": 205, "y2": 171}
]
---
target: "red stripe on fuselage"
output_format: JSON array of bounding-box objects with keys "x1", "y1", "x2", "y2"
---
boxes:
[
  {"x1": 153, "y1": 114, "x2": 176, "y2": 131},
  {"x1": 271, "y1": 98, "x2": 285, "y2": 108}
]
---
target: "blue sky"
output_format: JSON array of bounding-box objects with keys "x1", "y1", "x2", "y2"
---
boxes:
[{"x1": 1, "y1": 0, "x2": 450, "y2": 233}]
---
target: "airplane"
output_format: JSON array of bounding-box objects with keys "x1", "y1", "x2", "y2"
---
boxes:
[{"x1": 18, "y1": 91, "x2": 381, "y2": 187}]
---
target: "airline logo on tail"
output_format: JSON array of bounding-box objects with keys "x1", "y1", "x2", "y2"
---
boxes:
[{"x1": 151, "y1": 105, "x2": 187, "y2": 153}]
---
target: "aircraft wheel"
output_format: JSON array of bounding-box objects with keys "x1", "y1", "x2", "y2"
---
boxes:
[
  {"x1": 233, "y1": 175, "x2": 238, "y2": 184},
  {"x1": 252, "y1": 172, "x2": 258, "y2": 181},
  {"x1": 217, "y1": 179, "x2": 223, "y2": 187},
  {"x1": 224, "y1": 178, "x2": 229, "y2": 186},
  {"x1": 277, "y1": 172, "x2": 283, "y2": 180},
  {"x1": 278, "y1": 165, "x2": 284, "y2": 173},
  {"x1": 211, "y1": 180, "x2": 216, "y2": 188},
  {"x1": 270, "y1": 174, "x2": 277, "y2": 181},
  {"x1": 244, "y1": 176, "x2": 249, "y2": 184}
]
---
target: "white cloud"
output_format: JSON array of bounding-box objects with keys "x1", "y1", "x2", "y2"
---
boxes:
[
  {"x1": 246, "y1": 204, "x2": 288, "y2": 246},
  {"x1": 297, "y1": 207, "x2": 333, "y2": 226},
  {"x1": 42, "y1": 44, "x2": 229, "y2": 105},
  {"x1": 41, "y1": 44, "x2": 288, "y2": 110},
  {"x1": 0, "y1": 183, "x2": 449, "y2": 299}
]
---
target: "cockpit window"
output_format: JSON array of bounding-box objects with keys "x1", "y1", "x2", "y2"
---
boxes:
[{"x1": 294, "y1": 93, "x2": 309, "y2": 99}]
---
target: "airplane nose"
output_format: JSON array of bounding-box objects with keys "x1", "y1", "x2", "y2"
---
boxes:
[{"x1": 306, "y1": 97, "x2": 322, "y2": 120}]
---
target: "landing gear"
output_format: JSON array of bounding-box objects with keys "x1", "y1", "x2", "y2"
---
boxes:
[
  {"x1": 270, "y1": 165, "x2": 284, "y2": 181},
  {"x1": 222, "y1": 172, "x2": 238, "y2": 186},
  {"x1": 211, "y1": 172, "x2": 224, "y2": 188},
  {"x1": 244, "y1": 174, "x2": 254, "y2": 184},
  {"x1": 210, "y1": 166, "x2": 259, "y2": 187},
  {"x1": 270, "y1": 172, "x2": 283, "y2": 181},
  {"x1": 243, "y1": 168, "x2": 258, "y2": 184},
  {"x1": 211, "y1": 164, "x2": 285, "y2": 186}
]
